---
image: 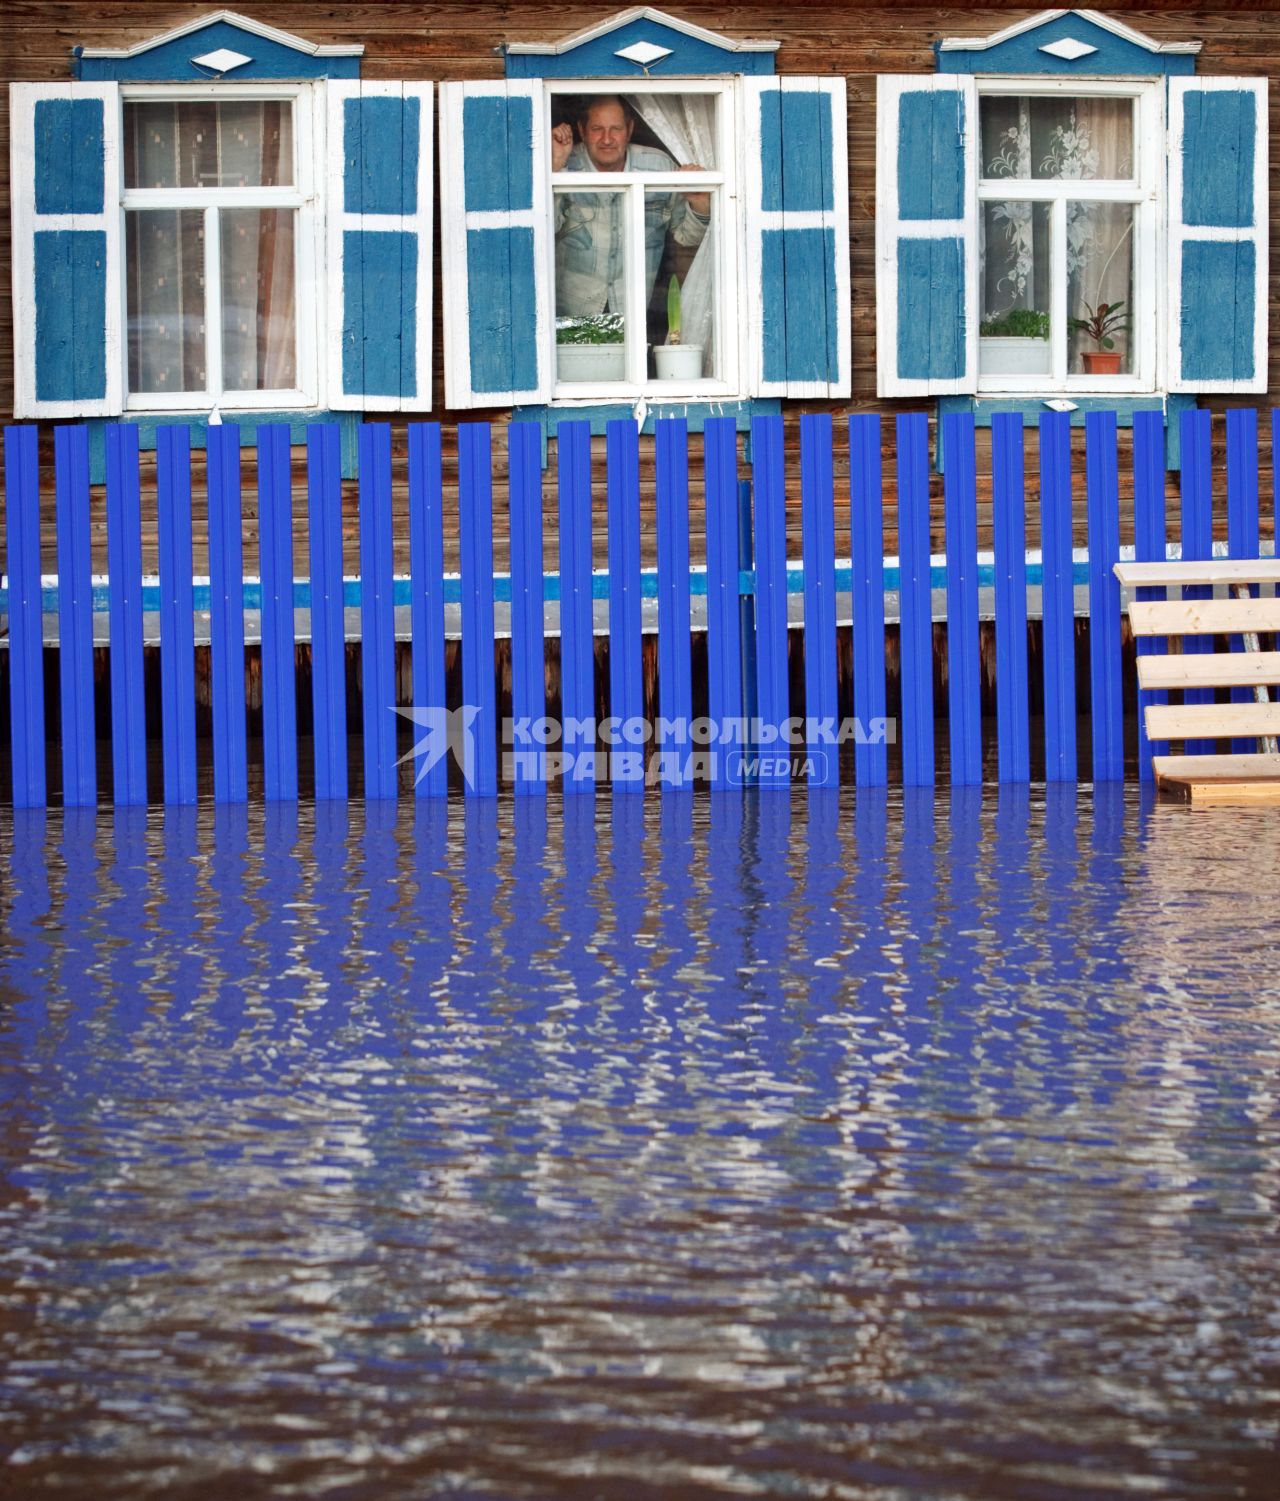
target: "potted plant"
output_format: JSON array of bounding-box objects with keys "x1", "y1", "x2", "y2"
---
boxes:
[
  {"x1": 978, "y1": 307, "x2": 1050, "y2": 377},
  {"x1": 652, "y1": 276, "x2": 703, "y2": 381},
  {"x1": 556, "y1": 314, "x2": 626, "y2": 383},
  {"x1": 1069, "y1": 300, "x2": 1128, "y2": 375}
]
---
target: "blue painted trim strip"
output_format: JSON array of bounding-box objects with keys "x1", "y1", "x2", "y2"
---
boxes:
[
  {"x1": 207, "y1": 426, "x2": 247, "y2": 803},
  {"x1": 1132, "y1": 411, "x2": 1168, "y2": 781},
  {"x1": 358, "y1": 424, "x2": 398, "y2": 800},
  {"x1": 408, "y1": 422, "x2": 446, "y2": 799},
  {"x1": 74, "y1": 20, "x2": 361, "y2": 81},
  {"x1": 258, "y1": 424, "x2": 298, "y2": 801},
  {"x1": 1225, "y1": 408, "x2": 1260, "y2": 754},
  {"x1": 509, "y1": 422, "x2": 546, "y2": 794},
  {"x1": 607, "y1": 419, "x2": 644, "y2": 793},
  {"x1": 156, "y1": 426, "x2": 197, "y2": 805},
  {"x1": 704, "y1": 418, "x2": 742, "y2": 793},
  {"x1": 556, "y1": 421, "x2": 595, "y2": 792},
  {"x1": 800, "y1": 414, "x2": 837, "y2": 787},
  {"x1": 1039, "y1": 411, "x2": 1077, "y2": 783},
  {"x1": 850, "y1": 415, "x2": 888, "y2": 788},
  {"x1": 942, "y1": 413, "x2": 981, "y2": 786},
  {"x1": 751, "y1": 415, "x2": 790, "y2": 789},
  {"x1": 459, "y1": 424, "x2": 498, "y2": 798},
  {"x1": 4, "y1": 427, "x2": 46, "y2": 807},
  {"x1": 896, "y1": 412, "x2": 934, "y2": 786},
  {"x1": 306, "y1": 425, "x2": 348, "y2": 802},
  {"x1": 55, "y1": 426, "x2": 96, "y2": 806},
  {"x1": 1085, "y1": 412, "x2": 1124, "y2": 782},
  {"x1": 656, "y1": 418, "x2": 693, "y2": 785},
  {"x1": 1180, "y1": 409, "x2": 1216, "y2": 756},
  {"x1": 992, "y1": 412, "x2": 1029, "y2": 783},
  {"x1": 105, "y1": 425, "x2": 147, "y2": 805}
]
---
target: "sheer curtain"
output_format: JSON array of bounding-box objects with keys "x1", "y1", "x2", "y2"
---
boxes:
[{"x1": 625, "y1": 94, "x2": 717, "y2": 372}]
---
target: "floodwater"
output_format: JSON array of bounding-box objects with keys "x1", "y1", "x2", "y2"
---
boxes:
[{"x1": 1, "y1": 785, "x2": 1278, "y2": 1500}]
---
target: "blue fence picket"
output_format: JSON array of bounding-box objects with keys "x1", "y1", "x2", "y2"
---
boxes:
[
  {"x1": 105, "y1": 425, "x2": 147, "y2": 805},
  {"x1": 306, "y1": 425, "x2": 347, "y2": 801},
  {"x1": 991, "y1": 412, "x2": 1029, "y2": 783},
  {"x1": 704, "y1": 417, "x2": 742, "y2": 793},
  {"x1": 207, "y1": 425, "x2": 247, "y2": 803},
  {"x1": 156, "y1": 426, "x2": 197, "y2": 805},
  {"x1": 459, "y1": 423, "x2": 497, "y2": 797},
  {"x1": 1132, "y1": 411, "x2": 1168, "y2": 782},
  {"x1": 1085, "y1": 411, "x2": 1123, "y2": 782},
  {"x1": 4, "y1": 426, "x2": 45, "y2": 807},
  {"x1": 656, "y1": 418, "x2": 693, "y2": 788},
  {"x1": 1179, "y1": 408, "x2": 1215, "y2": 757},
  {"x1": 1039, "y1": 411, "x2": 1077, "y2": 782},
  {"x1": 408, "y1": 422, "x2": 446, "y2": 798},
  {"x1": 896, "y1": 412, "x2": 934, "y2": 786},
  {"x1": 850, "y1": 414, "x2": 888, "y2": 787},
  {"x1": 54, "y1": 426, "x2": 96, "y2": 806},
  {"x1": 607, "y1": 418, "x2": 643, "y2": 793},
  {"x1": 942, "y1": 412, "x2": 980, "y2": 786},
  {"x1": 509, "y1": 422, "x2": 545, "y2": 795},
  {"x1": 358, "y1": 423, "x2": 398, "y2": 800},
  {"x1": 258, "y1": 424, "x2": 297, "y2": 801},
  {"x1": 800, "y1": 413, "x2": 837, "y2": 787},
  {"x1": 751, "y1": 414, "x2": 790, "y2": 790},
  {"x1": 557, "y1": 421, "x2": 595, "y2": 793},
  {"x1": 1225, "y1": 408, "x2": 1260, "y2": 755}
]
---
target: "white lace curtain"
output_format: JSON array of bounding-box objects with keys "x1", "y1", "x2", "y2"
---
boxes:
[{"x1": 625, "y1": 93, "x2": 717, "y2": 373}]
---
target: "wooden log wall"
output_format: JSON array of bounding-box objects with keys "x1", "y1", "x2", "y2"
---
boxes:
[{"x1": 2, "y1": 2, "x2": 1279, "y2": 579}]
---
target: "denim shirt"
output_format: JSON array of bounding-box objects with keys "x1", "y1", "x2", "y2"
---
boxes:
[{"x1": 554, "y1": 143, "x2": 707, "y2": 318}]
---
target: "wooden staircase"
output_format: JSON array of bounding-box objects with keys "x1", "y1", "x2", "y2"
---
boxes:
[{"x1": 1115, "y1": 559, "x2": 1280, "y2": 803}]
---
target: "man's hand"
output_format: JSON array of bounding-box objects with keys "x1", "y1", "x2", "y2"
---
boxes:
[
  {"x1": 551, "y1": 123, "x2": 574, "y2": 172},
  {"x1": 679, "y1": 163, "x2": 710, "y2": 218}
]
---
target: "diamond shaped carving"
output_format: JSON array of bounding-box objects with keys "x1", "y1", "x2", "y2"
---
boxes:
[
  {"x1": 614, "y1": 40, "x2": 673, "y2": 67},
  {"x1": 192, "y1": 47, "x2": 252, "y2": 73},
  {"x1": 1039, "y1": 37, "x2": 1099, "y2": 62}
]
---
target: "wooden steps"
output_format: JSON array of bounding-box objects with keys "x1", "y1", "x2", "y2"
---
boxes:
[{"x1": 1115, "y1": 559, "x2": 1280, "y2": 804}]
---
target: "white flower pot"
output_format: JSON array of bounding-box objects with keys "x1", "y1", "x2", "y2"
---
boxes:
[
  {"x1": 979, "y1": 336, "x2": 1050, "y2": 378},
  {"x1": 556, "y1": 343, "x2": 626, "y2": 383},
  {"x1": 653, "y1": 344, "x2": 704, "y2": 381}
]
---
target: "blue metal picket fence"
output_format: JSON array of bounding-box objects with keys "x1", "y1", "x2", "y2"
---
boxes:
[{"x1": 1, "y1": 408, "x2": 1276, "y2": 807}]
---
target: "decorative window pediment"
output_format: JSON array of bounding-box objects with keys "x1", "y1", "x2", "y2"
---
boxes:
[
  {"x1": 503, "y1": 6, "x2": 777, "y2": 79},
  {"x1": 74, "y1": 10, "x2": 362, "y2": 83},
  {"x1": 936, "y1": 8, "x2": 1199, "y2": 77}
]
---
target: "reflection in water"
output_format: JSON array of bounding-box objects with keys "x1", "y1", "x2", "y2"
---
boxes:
[{"x1": 1, "y1": 787, "x2": 1278, "y2": 1500}]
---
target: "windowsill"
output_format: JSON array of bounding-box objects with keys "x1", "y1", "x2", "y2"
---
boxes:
[
  {"x1": 937, "y1": 392, "x2": 1196, "y2": 471},
  {"x1": 552, "y1": 383, "x2": 740, "y2": 403}
]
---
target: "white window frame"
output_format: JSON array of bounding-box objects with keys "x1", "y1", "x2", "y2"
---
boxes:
[
  {"x1": 117, "y1": 81, "x2": 324, "y2": 414},
  {"x1": 543, "y1": 76, "x2": 741, "y2": 404},
  {"x1": 975, "y1": 75, "x2": 1163, "y2": 396}
]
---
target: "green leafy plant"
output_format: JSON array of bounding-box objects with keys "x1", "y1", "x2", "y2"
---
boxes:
[
  {"x1": 666, "y1": 275, "x2": 683, "y2": 346},
  {"x1": 979, "y1": 307, "x2": 1050, "y2": 339},
  {"x1": 1068, "y1": 299, "x2": 1129, "y2": 351},
  {"x1": 556, "y1": 313, "x2": 625, "y2": 346}
]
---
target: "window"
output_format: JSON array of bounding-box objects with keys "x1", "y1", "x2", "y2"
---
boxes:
[
  {"x1": 121, "y1": 86, "x2": 318, "y2": 411},
  {"x1": 877, "y1": 14, "x2": 1268, "y2": 402},
  {"x1": 11, "y1": 69, "x2": 433, "y2": 422},
  {"x1": 440, "y1": 73, "x2": 850, "y2": 410},
  {"x1": 547, "y1": 84, "x2": 732, "y2": 397},
  {"x1": 976, "y1": 82, "x2": 1159, "y2": 393}
]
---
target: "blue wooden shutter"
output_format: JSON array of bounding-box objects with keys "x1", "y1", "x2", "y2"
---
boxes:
[
  {"x1": 1169, "y1": 78, "x2": 1268, "y2": 394},
  {"x1": 10, "y1": 83, "x2": 122, "y2": 418},
  {"x1": 743, "y1": 77, "x2": 850, "y2": 398},
  {"x1": 440, "y1": 81, "x2": 550, "y2": 409},
  {"x1": 876, "y1": 75, "x2": 978, "y2": 398},
  {"x1": 327, "y1": 82, "x2": 434, "y2": 411}
]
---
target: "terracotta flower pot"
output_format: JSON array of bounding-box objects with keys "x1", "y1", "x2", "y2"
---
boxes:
[{"x1": 1082, "y1": 350, "x2": 1123, "y2": 376}]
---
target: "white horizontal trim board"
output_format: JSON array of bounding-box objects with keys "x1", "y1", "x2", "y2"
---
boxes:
[{"x1": 465, "y1": 210, "x2": 536, "y2": 231}]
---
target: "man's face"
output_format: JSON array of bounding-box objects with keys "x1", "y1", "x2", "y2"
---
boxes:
[{"x1": 581, "y1": 102, "x2": 633, "y2": 171}]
